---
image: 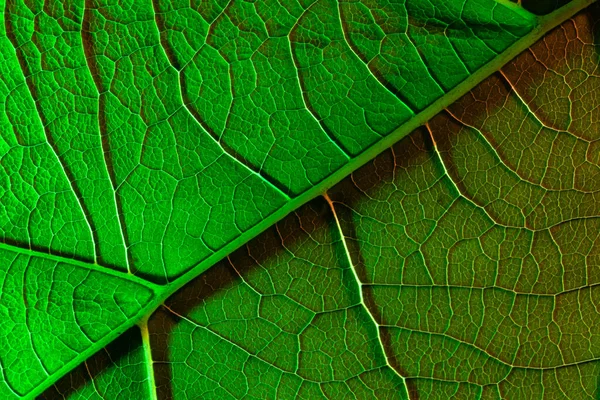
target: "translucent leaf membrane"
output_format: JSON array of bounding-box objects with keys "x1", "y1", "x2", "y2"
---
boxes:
[
  {"x1": 329, "y1": 128, "x2": 600, "y2": 398},
  {"x1": 327, "y1": 5, "x2": 600, "y2": 397},
  {"x1": 52, "y1": 4, "x2": 597, "y2": 399},
  {"x1": 4, "y1": 0, "x2": 597, "y2": 398},
  {"x1": 0, "y1": 0, "x2": 553, "y2": 396}
]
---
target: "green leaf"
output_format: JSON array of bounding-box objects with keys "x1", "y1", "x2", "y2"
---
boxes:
[
  {"x1": 147, "y1": 201, "x2": 407, "y2": 399},
  {"x1": 46, "y1": 3, "x2": 600, "y2": 398},
  {"x1": 0, "y1": 246, "x2": 155, "y2": 398},
  {"x1": 0, "y1": 0, "x2": 597, "y2": 398},
  {"x1": 0, "y1": 0, "x2": 542, "y2": 283}
]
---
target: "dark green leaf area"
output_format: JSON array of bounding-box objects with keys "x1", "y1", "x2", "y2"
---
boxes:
[{"x1": 148, "y1": 200, "x2": 407, "y2": 399}]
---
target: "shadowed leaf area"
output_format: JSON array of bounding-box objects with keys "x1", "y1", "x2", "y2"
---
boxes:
[
  {"x1": 521, "y1": 0, "x2": 573, "y2": 15},
  {"x1": 43, "y1": 4, "x2": 600, "y2": 399},
  {"x1": 40, "y1": 328, "x2": 150, "y2": 399}
]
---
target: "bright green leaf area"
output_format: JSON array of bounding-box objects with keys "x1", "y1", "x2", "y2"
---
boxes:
[
  {"x1": 45, "y1": 4, "x2": 600, "y2": 399},
  {"x1": 0, "y1": 248, "x2": 154, "y2": 399},
  {"x1": 0, "y1": 0, "x2": 536, "y2": 282},
  {"x1": 0, "y1": 0, "x2": 597, "y2": 398}
]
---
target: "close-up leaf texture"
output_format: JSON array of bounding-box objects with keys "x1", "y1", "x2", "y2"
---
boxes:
[{"x1": 0, "y1": 0, "x2": 598, "y2": 398}]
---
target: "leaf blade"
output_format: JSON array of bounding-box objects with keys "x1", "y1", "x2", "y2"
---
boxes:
[{"x1": 1, "y1": 0, "x2": 597, "y2": 397}]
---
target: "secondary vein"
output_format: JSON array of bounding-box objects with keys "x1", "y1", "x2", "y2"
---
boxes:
[{"x1": 323, "y1": 192, "x2": 410, "y2": 397}]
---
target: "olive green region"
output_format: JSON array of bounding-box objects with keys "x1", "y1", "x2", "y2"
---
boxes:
[
  {"x1": 0, "y1": 0, "x2": 534, "y2": 283},
  {"x1": 0, "y1": 247, "x2": 154, "y2": 399},
  {"x1": 41, "y1": 328, "x2": 149, "y2": 400},
  {"x1": 43, "y1": 4, "x2": 600, "y2": 399},
  {"x1": 148, "y1": 200, "x2": 408, "y2": 399},
  {"x1": 325, "y1": 8, "x2": 600, "y2": 396}
]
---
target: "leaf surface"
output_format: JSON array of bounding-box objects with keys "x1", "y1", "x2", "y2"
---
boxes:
[
  {"x1": 44, "y1": 4, "x2": 600, "y2": 398},
  {"x1": 148, "y1": 200, "x2": 407, "y2": 399},
  {"x1": 0, "y1": 0, "x2": 597, "y2": 398},
  {"x1": 0, "y1": 0, "x2": 540, "y2": 281},
  {"x1": 0, "y1": 246, "x2": 154, "y2": 398},
  {"x1": 40, "y1": 328, "x2": 151, "y2": 400}
]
